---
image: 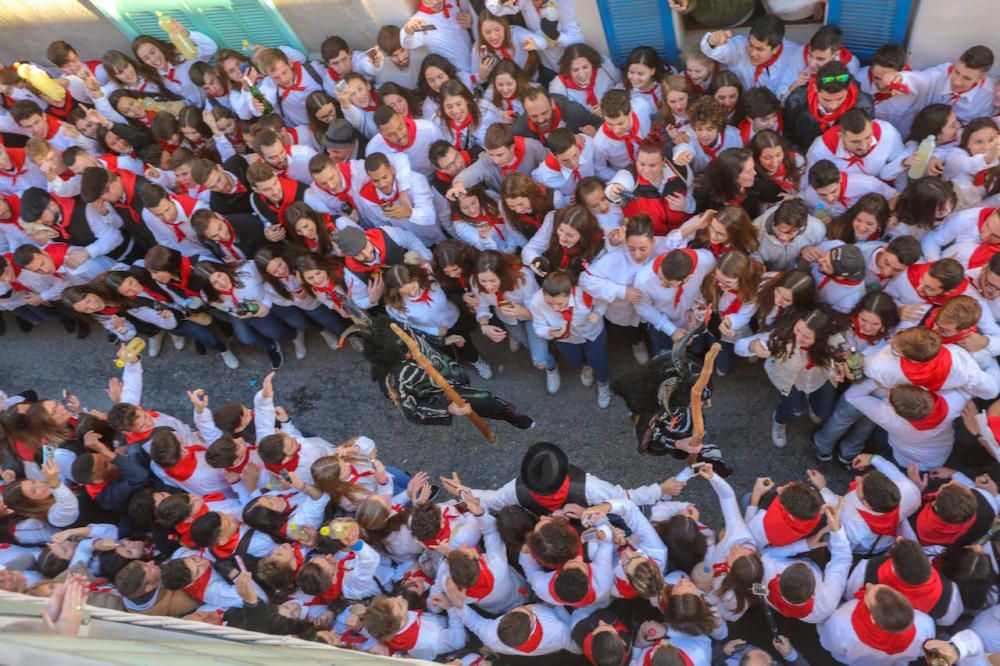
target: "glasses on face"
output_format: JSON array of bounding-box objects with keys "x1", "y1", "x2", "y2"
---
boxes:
[{"x1": 818, "y1": 74, "x2": 850, "y2": 85}]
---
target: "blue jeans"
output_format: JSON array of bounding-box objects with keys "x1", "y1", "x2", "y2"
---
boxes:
[
  {"x1": 386, "y1": 466, "x2": 411, "y2": 495},
  {"x1": 648, "y1": 326, "x2": 674, "y2": 356},
  {"x1": 271, "y1": 304, "x2": 350, "y2": 335},
  {"x1": 554, "y1": 327, "x2": 610, "y2": 384},
  {"x1": 715, "y1": 341, "x2": 736, "y2": 375},
  {"x1": 14, "y1": 305, "x2": 66, "y2": 324},
  {"x1": 227, "y1": 313, "x2": 295, "y2": 350},
  {"x1": 504, "y1": 320, "x2": 556, "y2": 370},
  {"x1": 270, "y1": 305, "x2": 312, "y2": 331},
  {"x1": 774, "y1": 382, "x2": 837, "y2": 424},
  {"x1": 813, "y1": 393, "x2": 876, "y2": 459},
  {"x1": 173, "y1": 320, "x2": 228, "y2": 352}
]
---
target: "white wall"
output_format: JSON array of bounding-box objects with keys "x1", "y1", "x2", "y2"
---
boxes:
[{"x1": 907, "y1": 0, "x2": 1000, "y2": 75}]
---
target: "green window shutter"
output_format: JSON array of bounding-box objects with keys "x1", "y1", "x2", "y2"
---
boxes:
[{"x1": 91, "y1": 0, "x2": 305, "y2": 54}]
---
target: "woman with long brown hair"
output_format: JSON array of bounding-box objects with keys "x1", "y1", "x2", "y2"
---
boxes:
[
  {"x1": 474, "y1": 10, "x2": 541, "y2": 82},
  {"x1": 383, "y1": 263, "x2": 491, "y2": 378},
  {"x1": 522, "y1": 204, "x2": 603, "y2": 281},
  {"x1": 700, "y1": 251, "x2": 764, "y2": 376},
  {"x1": 451, "y1": 185, "x2": 525, "y2": 252},
  {"x1": 754, "y1": 268, "x2": 817, "y2": 330},
  {"x1": 668, "y1": 207, "x2": 759, "y2": 259},
  {"x1": 736, "y1": 308, "x2": 845, "y2": 448},
  {"x1": 131, "y1": 22, "x2": 217, "y2": 105},
  {"x1": 750, "y1": 129, "x2": 805, "y2": 204},
  {"x1": 2, "y1": 458, "x2": 80, "y2": 529},
  {"x1": 500, "y1": 172, "x2": 562, "y2": 241},
  {"x1": 827, "y1": 192, "x2": 891, "y2": 243}
]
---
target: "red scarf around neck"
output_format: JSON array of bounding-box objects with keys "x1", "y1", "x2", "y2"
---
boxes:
[
  {"x1": 850, "y1": 596, "x2": 916, "y2": 655},
  {"x1": 898, "y1": 346, "x2": 952, "y2": 392},
  {"x1": 807, "y1": 80, "x2": 858, "y2": 130},
  {"x1": 914, "y1": 497, "x2": 975, "y2": 545},
  {"x1": 762, "y1": 496, "x2": 821, "y2": 546},
  {"x1": 876, "y1": 558, "x2": 943, "y2": 613},
  {"x1": 767, "y1": 574, "x2": 814, "y2": 618}
]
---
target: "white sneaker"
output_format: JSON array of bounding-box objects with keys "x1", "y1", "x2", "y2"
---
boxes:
[
  {"x1": 546, "y1": 367, "x2": 561, "y2": 394},
  {"x1": 147, "y1": 331, "x2": 165, "y2": 358},
  {"x1": 319, "y1": 329, "x2": 339, "y2": 350},
  {"x1": 632, "y1": 342, "x2": 649, "y2": 364},
  {"x1": 293, "y1": 330, "x2": 307, "y2": 360},
  {"x1": 508, "y1": 336, "x2": 521, "y2": 352},
  {"x1": 597, "y1": 382, "x2": 611, "y2": 408},
  {"x1": 472, "y1": 358, "x2": 493, "y2": 379},
  {"x1": 220, "y1": 349, "x2": 239, "y2": 369},
  {"x1": 170, "y1": 334, "x2": 186, "y2": 350},
  {"x1": 771, "y1": 411, "x2": 787, "y2": 448},
  {"x1": 580, "y1": 366, "x2": 594, "y2": 387}
]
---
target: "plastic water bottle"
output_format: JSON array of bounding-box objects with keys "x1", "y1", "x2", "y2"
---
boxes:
[
  {"x1": 15, "y1": 63, "x2": 66, "y2": 102},
  {"x1": 156, "y1": 11, "x2": 197, "y2": 60},
  {"x1": 908, "y1": 135, "x2": 936, "y2": 180},
  {"x1": 115, "y1": 337, "x2": 146, "y2": 368},
  {"x1": 141, "y1": 98, "x2": 176, "y2": 114},
  {"x1": 814, "y1": 202, "x2": 831, "y2": 223}
]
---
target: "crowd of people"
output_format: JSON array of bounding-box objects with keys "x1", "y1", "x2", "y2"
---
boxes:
[{"x1": 1, "y1": 0, "x2": 1000, "y2": 663}]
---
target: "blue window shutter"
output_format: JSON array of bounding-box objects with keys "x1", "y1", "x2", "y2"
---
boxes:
[
  {"x1": 597, "y1": 0, "x2": 679, "y2": 67},
  {"x1": 90, "y1": 0, "x2": 305, "y2": 54},
  {"x1": 826, "y1": 0, "x2": 914, "y2": 61}
]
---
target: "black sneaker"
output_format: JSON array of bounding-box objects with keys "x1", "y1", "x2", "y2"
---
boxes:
[
  {"x1": 267, "y1": 343, "x2": 284, "y2": 370},
  {"x1": 61, "y1": 318, "x2": 77, "y2": 334},
  {"x1": 811, "y1": 434, "x2": 833, "y2": 462},
  {"x1": 14, "y1": 316, "x2": 34, "y2": 333},
  {"x1": 513, "y1": 414, "x2": 535, "y2": 430},
  {"x1": 195, "y1": 341, "x2": 207, "y2": 356}
]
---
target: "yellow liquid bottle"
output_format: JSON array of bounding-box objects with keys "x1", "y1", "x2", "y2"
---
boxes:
[
  {"x1": 156, "y1": 11, "x2": 197, "y2": 60},
  {"x1": 15, "y1": 63, "x2": 66, "y2": 102},
  {"x1": 115, "y1": 337, "x2": 147, "y2": 368}
]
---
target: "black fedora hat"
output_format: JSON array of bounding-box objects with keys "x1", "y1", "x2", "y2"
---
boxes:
[{"x1": 519, "y1": 442, "x2": 569, "y2": 495}]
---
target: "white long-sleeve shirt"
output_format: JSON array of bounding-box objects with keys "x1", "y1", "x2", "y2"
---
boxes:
[
  {"x1": 634, "y1": 249, "x2": 716, "y2": 335},
  {"x1": 805, "y1": 121, "x2": 904, "y2": 178},
  {"x1": 386, "y1": 280, "x2": 459, "y2": 337},
  {"x1": 699, "y1": 34, "x2": 801, "y2": 97},
  {"x1": 155, "y1": 31, "x2": 217, "y2": 105},
  {"x1": 843, "y1": 558, "x2": 963, "y2": 626},
  {"x1": 703, "y1": 475, "x2": 758, "y2": 622},
  {"x1": 818, "y1": 599, "x2": 935, "y2": 666},
  {"x1": 472, "y1": 474, "x2": 667, "y2": 512},
  {"x1": 519, "y1": 528, "x2": 613, "y2": 612},
  {"x1": 921, "y1": 206, "x2": 994, "y2": 261},
  {"x1": 579, "y1": 239, "x2": 671, "y2": 327},
  {"x1": 530, "y1": 286, "x2": 607, "y2": 344},
  {"x1": 460, "y1": 604, "x2": 576, "y2": 656},
  {"x1": 761, "y1": 527, "x2": 852, "y2": 623}
]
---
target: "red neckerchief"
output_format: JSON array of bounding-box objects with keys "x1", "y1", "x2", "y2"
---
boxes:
[
  {"x1": 326, "y1": 65, "x2": 342, "y2": 83},
  {"x1": 653, "y1": 249, "x2": 699, "y2": 307},
  {"x1": 0, "y1": 148, "x2": 28, "y2": 185},
  {"x1": 463, "y1": 556, "x2": 495, "y2": 601},
  {"x1": 361, "y1": 90, "x2": 381, "y2": 113},
  {"x1": 850, "y1": 594, "x2": 916, "y2": 655},
  {"x1": 44, "y1": 115, "x2": 62, "y2": 141},
  {"x1": 583, "y1": 621, "x2": 627, "y2": 665},
  {"x1": 754, "y1": 43, "x2": 784, "y2": 84},
  {"x1": 435, "y1": 150, "x2": 470, "y2": 183},
  {"x1": 719, "y1": 289, "x2": 743, "y2": 316},
  {"x1": 529, "y1": 475, "x2": 570, "y2": 513},
  {"x1": 767, "y1": 574, "x2": 814, "y2": 618},
  {"x1": 804, "y1": 45, "x2": 853, "y2": 68},
  {"x1": 946, "y1": 66, "x2": 986, "y2": 104},
  {"x1": 385, "y1": 611, "x2": 423, "y2": 653},
  {"x1": 48, "y1": 194, "x2": 77, "y2": 240},
  {"x1": 876, "y1": 558, "x2": 943, "y2": 613},
  {"x1": 544, "y1": 152, "x2": 581, "y2": 184},
  {"x1": 905, "y1": 262, "x2": 968, "y2": 306},
  {"x1": 344, "y1": 229, "x2": 388, "y2": 273},
  {"x1": 184, "y1": 565, "x2": 213, "y2": 601},
  {"x1": 162, "y1": 67, "x2": 180, "y2": 84},
  {"x1": 278, "y1": 62, "x2": 307, "y2": 100},
  {"x1": 115, "y1": 170, "x2": 142, "y2": 224},
  {"x1": 226, "y1": 445, "x2": 256, "y2": 474},
  {"x1": 465, "y1": 210, "x2": 506, "y2": 241},
  {"x1": 159, "y1": 196, "x2": 198, "y2": 242},
  {"x1": 359, "y1": 179, "x2": 400, "y2": 208},
  {"x1": 927, "y1": 308, "x2": 976, "y2": 344},
  {"x1": 314, "y1": 162, "x2": 355, "y2": 205},
  {"x1": 822, "y1": 123, "x2": 882, "y2": 172},
  {"x1": 559, "y1": 69, "x2": 598, "y2": 107},
  {"x1": 870, "y1": 66, "x2": 912, "y2": 102},
  {"x1": 97, "y1": 306, "x2": 120, "y2": 316},
  {"x1": 216, "y1": 287, "x2": 240, "y2": 309},
  {"x1": 807, "y1": 80, "x2": 858, "y2": 130},
  {"x1": 383, "y1": 115, "x2": 418, "y2": 151},
  {"x1": 216, "y1": 217, "x2": 243, "y2": 261},
  {"x1": 305, "y1": 552, "x2": 357, "y2": 605},
  {"x1": 899, "y1": 346, "x2": 952, "y2": 392},
  {"x1": 417, "y1": 0, "x2": 451, "y2": 17},
  {"x1": 527, "y1": 103, "x2": 563, "y2": 142},
  {"x1": 139, "y1": 286, "x2": 167, "y2": 304},
  {"x1": 601, "y1": 112, "x2": 642, "y2": 161},
  {"x1": 513, "y1": 616, "x2": 545, "y2": 653},
  {"x1": 851, "y1": 315, "x2": 882, "y2": 343},
  {"x1": 312, "y1": 277, "x2": 344, "y2": 308},
  {"x1": 123, "y1": 409, "x2": 160, "y2": 445},
  {"x1": 263, "y1": 446, "x2": 299, "y2": 475},
  {"x1": 907, "y1": 392, "x2": 949, "y2": 431},
  {"x1": 726, "y1": 188, "x2": 747, "y2": 206},
  {"x1": 915, "y1": 497, "x2": 976, "y2": 546},
  {"x1": 162, "y1": 445, "x2": 206, "y2": 481},
  {"x1": 420, "y1": 507, "x2": 457, "y2": 547},
  {"x1": 634, "y1": 85, "x2": 660, "y2": 107},
  {"x1": 501, "y1": 136, "x2": 527, "y2": 177},
  {"x1": 856, "y1": 497, "x2": 900, "y2": 536},
  {"x1": 835, "y1": 172, "x2": 850, "y2": 208},
  {"x1": 41, "y1": 243, "x2": 71, "y2": 274},
  {"x1": 171, "y1": 256, "x2": 200, "y2": 298},
  {"x1": 346, "y1": 465, "x2": 374, "y2": 485},
  {"x1": 968, "y1": 208, "x2": 1000, "y2": 268},
  {"x1": 762, "y1": 496, "x2": 821, "y2": 546},
  {"x1": 707, "y1": 241, "x2": 732, "y2": 258},
  {"x1": 43, "y1": 92, "x2": 79, "y2": 122},
  {"x1": 212, "y1": 524, "x2": 242, "y2": 559},
  {"x1": 553, "y1": 288, "x2": 591, "y2": 332},
  {"x1": 85, "y1": 469, "x2": 120, "y2": 499},
  {"x1": 699, "y1": 132, "x2": 725, "y2": 162},
  {"x1": 260, "y1": 177, "x2": 301, "y2": 227},
  {"x1": 817, "y1": 273, "x2": 863, "y2": 291}
]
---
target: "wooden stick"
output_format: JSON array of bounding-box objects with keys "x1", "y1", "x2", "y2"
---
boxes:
[
  {"x1": 687, "y1": 342, "x2": 721, "y2": 465},
  {"x1": 390, "y1": 324, "x2": 497, "y2": 444}
]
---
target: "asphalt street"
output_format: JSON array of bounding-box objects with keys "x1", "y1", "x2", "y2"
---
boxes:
[{"x1": 0, "y1": 322, "x2": 856, "y2": 527}]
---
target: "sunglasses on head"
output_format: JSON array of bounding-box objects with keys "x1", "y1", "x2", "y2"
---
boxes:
[{"x1": 818, "y1": 74, "x2": 850, "y2": 85}]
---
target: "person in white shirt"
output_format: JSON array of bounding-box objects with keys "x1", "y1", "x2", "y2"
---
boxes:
[
  {"x1": 367, "y1": 106, "x2": 448, "y2": 176},
  {"x1": 132, "y1": 25, "x2": 217, "y2": 105},
  {"x1": 455, "y1": 602, "x2": 577, "y2": 657},
  {"x1": 896, "y1": 45, "x2": 997, "y2": 125},
  {"x1": 450, "y1": 186, "x2": 526, "y2": 253},
  {"x1": 138, "y1": 185, "x2": 209, "y2": 257},
  {"x1": 591, "y1": 90, "x2": 649, "y2": 172},
  {"x1": 317, "y1": 35, "x2": 381, "y2": 95},
  {"x1": 531, "y1": 128, "x2": 609, "y2": 199},
  {"x1": 818, "y1": 583, "x2": 935, "y2": 665},
  {"x1": 147, "y1": 429, "x2": 232, "y2": 498},
  {"x1": 11, "y1": 242, "x2": 112, "y2": 304},
  {"x1": 700, "y1": 15, "x2": 802, "y2": 98},
  {"x1": 10, "y1": 101, "x2": 96, "y2": 154},
  {"x1": 530, "y1": 270, "x2": 612, "y2": 407},
  {"x1": 805, "y1": 110, "x2": 904, "y2": 179},
  {"x1": 803, "y1": 159, "x2": 898, "y2": 218},
  {"x1": 399, "y1": 0, "x2": 475, "y2": 77},
  {"x1": 253, "y1": 48, "x2": 324, "y2": 127},
  {"x1": 253, "y1": 128, "x2": 317, "y2": 186},
  {"x1": 804, "y1": 242, "x2": 867, "y2": 313},
  {"x1": 634, "y1": 248, "x2": 716, "y2": 354},
  {"x1": 355, "y1": 152, "x2": 446, "y2": 245}
]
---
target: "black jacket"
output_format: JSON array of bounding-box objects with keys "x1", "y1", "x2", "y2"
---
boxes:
[{"x1": 783, "y1": 84, "x2": 875, "y2": 152}]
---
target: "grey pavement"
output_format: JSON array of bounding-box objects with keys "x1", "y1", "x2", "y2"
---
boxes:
[{"x1": 0, "y1": 324, "x2": 855, "y2": 526}]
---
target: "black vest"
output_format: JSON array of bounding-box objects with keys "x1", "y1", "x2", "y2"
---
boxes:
[
  {"x1": 908, "y1": 490, "x2": 997, "y2": 547},
  {"x1": 514, "y1": 464, "x2": 588, "y2": 515},
  {"x1": 347, "y1": 229, "x2": 407, "y2": 285}
]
